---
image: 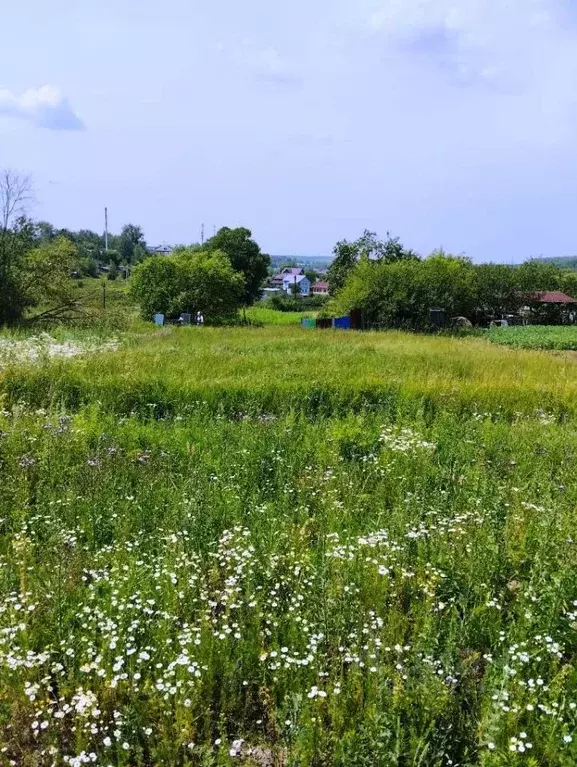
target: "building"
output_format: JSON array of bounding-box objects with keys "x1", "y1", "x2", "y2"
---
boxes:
[
  {"x1": 270, "y1": 267, "x2": 304, "y2": 288},
  {"x1": 311, "y1": 280, "x2": 329, "y2": 296},
  {"x1": 523, "y1": 291, "x2": 577, "y2": 324},
  {"x1": 282, "y1": 274, "x2": 311, "y2": 296},
  {"x1": 147, "y1": 244, "x2": 173, "y2": 256}
]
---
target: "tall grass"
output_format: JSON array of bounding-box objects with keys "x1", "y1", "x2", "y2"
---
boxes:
[
  {"x1": 244, "y1": 307, "x2": 315, "y2": 325},
  {"x1": 2, "y1": 325, "x2": 577, "y2": 419},
  {"x1": 1, "y1": 327, "x2": 577, "y2": 764}
]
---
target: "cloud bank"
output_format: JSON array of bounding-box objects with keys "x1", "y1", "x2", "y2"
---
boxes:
[
  {"x1": 0, "y1": 86, "x2": 84, "y2": 131},
  {"x1": 366, "y1": 0, "x2": 575, "y2": 86}
]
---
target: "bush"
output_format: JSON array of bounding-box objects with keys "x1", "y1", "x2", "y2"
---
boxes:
[{"x1": 130, "y1": 248, "x2": 244, "y2": 322}]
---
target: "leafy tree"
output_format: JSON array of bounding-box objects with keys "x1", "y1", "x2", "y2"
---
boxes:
[
  {"x1": 0, "y1": 171, "x2": 80, "y2": 325},
  {"x1": 333, "y1": 252, "x2": 476, "y2": 329},
  {"x1": 130, "y1": 248, "x2": 244, "y2": 321},
  {"x1": 203, "y1": 227, "x2": 270, "y2": 306},
  {"x1": 0, "y1": 224, "x2": 78, "y2": 325},
  {"x1": 305, "y1": 269, "x2": 319, "y2": 285},
  {"x1": 474, "y1": 264, "x2": 522, "y2": 319},
  {"x1": 36, "y1": 220, "x2": 57, "y2": 242},
  {"x1": 119, "y1": 224, "x2": 146, "y2": 265},
  {"x1": 326, "y1": 240, "x2": 359, "y2": 294},
  {"x1": 327, "y1": 230, "x2": 418, "y2": 294}
]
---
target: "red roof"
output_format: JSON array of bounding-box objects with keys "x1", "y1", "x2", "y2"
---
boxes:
[
  {"x1": 532, "y1": 291, "x2": 577, "y2": 304},
  {"x1": 312, "y1": 281, "x2": 329, "y2": 289}
]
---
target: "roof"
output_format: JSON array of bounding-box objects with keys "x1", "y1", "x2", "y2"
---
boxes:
[
  {"x1": 148, "y1": 245, "x2": 173, "y2": 254},
  {"x1": 531, "y1": 291, "x2": 577, "y2": 304},
  {"x1": 283, "y1": 274, "x2": 309, "y2": 283},
  {"x1": 282, "y1": 267, "x2": 304, "y2": 275},
  {"x1": 312, "y1": 280, "x2": 329, "y2": 289}
]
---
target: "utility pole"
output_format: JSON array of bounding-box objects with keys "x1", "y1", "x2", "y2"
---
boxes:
[
  {"x1": 104, "y1": 207, "x2": 109, "y2": 252},
  {"x1": 201, "y1": 223, "x2": 205, "y2": 246}
]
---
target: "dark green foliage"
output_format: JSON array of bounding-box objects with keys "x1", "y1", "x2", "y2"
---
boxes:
[
  {"x1": 203, "y1": 226, "x2": 271, "y2": 306},
  {"x1": 130, "y1": 248, "x2": 244, "y2": 321},
  {"x1": 327, "y1": 230, "x2": 418, "y2": 294},
  {"x1": 0, "y1": 220, "x2": 77, "y2": 326},
  {"x1": 333, "y1": 252, "x2": 577, "y2": 329},
  {"x1": 118, "y1": 223, "x2": 147, "y2": 265}
]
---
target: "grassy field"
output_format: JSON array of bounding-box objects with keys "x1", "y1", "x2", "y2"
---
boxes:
[
  {"x1": 245, "y1": 307, "x2": 315, "y2": 326},
  {"x1": 1, "y1": 326, "x2": 577, "y2": 765},
  {"x1": 488, "y1": 325, "x2": 577, "y2": 350},
  {"x1": 3, "y1": 325, "x2": 577, "y2": 419}
]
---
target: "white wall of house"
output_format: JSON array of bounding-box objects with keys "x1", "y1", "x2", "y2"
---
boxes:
[{"x1": 282, "y1": 276, "x2": 311, "y2": 296}]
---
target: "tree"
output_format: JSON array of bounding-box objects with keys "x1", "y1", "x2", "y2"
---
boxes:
[
  {"x1": 36, "y1": 220, "x2": 57, "y2": 242},
  {"x1": 326, "y1": 240, "x2": 359, "y2": 294},
  {"x1": 327, "y1": 230, "x2": 418, "y2": 294},
  {"x1": 0, "y1": 170, "x2": 82, "y2": 326},
  {"x1": 130, "y1": 248, "x2": 244, "y2": 321},
  {"x1": 118, "y1": 223, "x2": 146, "y2": 265},
  {"x1": 1, "y1": 169, "x2": 33, "y2": 230},
  {"x1": 203, "y1": 227, "x2": 270, "y2": 306},
  {"x1": 474, "y1": 264, "x2": 522, "y2": 320},
  {"x1": 305, "y1": 269, "x2": 319, "y2": 285},
  {"x1": 332, "y1": 252, "x2": 477, "y2": 329}
]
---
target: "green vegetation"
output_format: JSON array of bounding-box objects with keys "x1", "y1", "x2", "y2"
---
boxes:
[
  {"x1": 326, "y1": 230, "x2": 418, "y2": 294},
  {"x1": 245, "y1": 307, "x2": 315, "y2": 325},
  {"x1": 489, "y1": 324, "x2": 577, "y2": 350},
  {"x1": 1, "y1": 326, "x2": 577, "y2": 765},
  {"x1": 130, "y1": 249, "x2": 245, "y2": 322},
  {"x1": 6, "y1": 326, "x2": 577, "y2": 419},
  {"x1": 330, "y1": 248, "x2": 577, "y2": 329},
  {"x1": 202, "y1": 227, "x2": 271, "y2": 307}
]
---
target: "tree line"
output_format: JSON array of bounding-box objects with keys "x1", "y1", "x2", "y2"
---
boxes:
[
  {"x1": 326, "y1": 231, "x2": 577, "y2": 328},
  {"x1": 0, "y1": 170, "x2": 271, "y2": 326}
]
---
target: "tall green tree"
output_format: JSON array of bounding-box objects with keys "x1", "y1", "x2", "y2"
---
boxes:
[
  {"x1": 327, "y1": 230, "x2": 418, "y2": 294},
  {"x1": 118, "y1": 224, "x2": 146, "y2": 265},
  {"x1": 203, "y1": 227, "x2": 270, "y2": 305},
  {"x1": 0, "y1": 170, "x2": 84, "y2": 325},
  {"x1": 130, "y1": 248, "x2": 244, "y2": 321}
]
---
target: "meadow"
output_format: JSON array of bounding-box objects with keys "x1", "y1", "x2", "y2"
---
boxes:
[{"x1": 0, "y1": 326, "x2": 577, "y2": 766}]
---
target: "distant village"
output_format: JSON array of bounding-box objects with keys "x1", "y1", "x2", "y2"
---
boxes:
[{"x1": 262, "y1": 266, "x2": 330, "y2": 300}]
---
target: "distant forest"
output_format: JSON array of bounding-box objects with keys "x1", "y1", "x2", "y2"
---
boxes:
[{"x1": 539, "y1": 256, "x2": 577, "y2": 270}]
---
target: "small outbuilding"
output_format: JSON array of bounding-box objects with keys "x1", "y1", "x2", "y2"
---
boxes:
[{"x1": 523, "y1": 291, "x2": 577, "y2": 324}]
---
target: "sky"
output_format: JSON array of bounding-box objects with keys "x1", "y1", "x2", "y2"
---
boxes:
[{"x1": 2, "y1": 0, "x2": 577, "y2": 261}]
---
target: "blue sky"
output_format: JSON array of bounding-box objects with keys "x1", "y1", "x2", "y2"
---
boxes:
[{"x1": 2, "y1": 0, "x2": 577, "y2": 261}]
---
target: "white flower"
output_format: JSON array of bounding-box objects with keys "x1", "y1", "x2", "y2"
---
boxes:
[{"x1": 564, "y1": 735, "x2": 573, "y2": 744}]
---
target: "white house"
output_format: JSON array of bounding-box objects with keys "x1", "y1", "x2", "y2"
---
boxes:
[{"x1": 282, "y1": 274, "x2": 311, "y2": 296}]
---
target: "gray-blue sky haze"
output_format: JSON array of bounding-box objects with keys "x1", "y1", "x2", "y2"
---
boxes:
[{"x1": 2, "y1": 0, "x2": 577, "y2": 261}]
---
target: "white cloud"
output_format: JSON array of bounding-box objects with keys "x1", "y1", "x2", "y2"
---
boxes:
[
  {"x1": 358, "y1": 0, "x2": 577, "y2": 144},
  {"x1": 366, "y1": 0, "x2": 573, "y2": 83},
  {"x1": 0, "y1": 85, "x2": 84, "y2": 130}
]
